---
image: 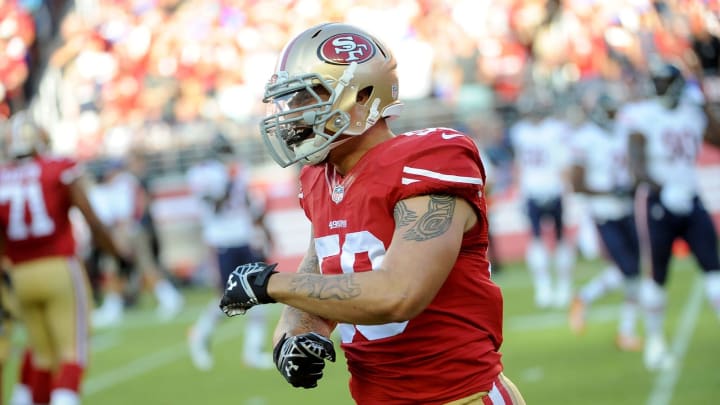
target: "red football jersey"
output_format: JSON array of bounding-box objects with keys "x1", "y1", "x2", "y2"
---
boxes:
[
  {"x1": 299, "y1": 128, "x2": 504, "y2": 404},
  {"x1": 0, "y1": 156, "x2": 81, "y2": 264}
]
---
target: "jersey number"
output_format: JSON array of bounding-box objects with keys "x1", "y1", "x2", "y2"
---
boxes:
[
  {"x1": 314, "y1": 231, "x2": 408, "y2": 343},
  {"x1": 662, "y1": 129, "x2": 697, "y2": 163},
  {"x1": 0, "y1": 182, "x2": 55, "y2": 240}
]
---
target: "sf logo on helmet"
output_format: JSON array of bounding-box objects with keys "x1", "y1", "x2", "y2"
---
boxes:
[{"x1": 320, "y1": 33, "x2": 375, "y2": 64}]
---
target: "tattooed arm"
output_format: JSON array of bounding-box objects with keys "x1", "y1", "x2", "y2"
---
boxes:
[
  {"x1": 267, "y1": 194, "x2": 477, "y2": 325},
  {"x1": 272, "y1": 237, "x2": 336, "y2": 345}
]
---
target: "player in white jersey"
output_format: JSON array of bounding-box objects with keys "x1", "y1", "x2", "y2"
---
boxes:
[
  {"x1": 186, "y1": 136, "x2": 274, "y2": 370},
  {"x1": 568, "y1": 90, "x2": 642, "y2": 351},
  {"x1": 89, "y1": 160, "x2": 184, "y2": 329},
  {"x1": 620, "y1": 63, "x2": 720, "y2": 371},
  {"x1": 509, "y1": 92, "x2": 575, "y2": 309}
]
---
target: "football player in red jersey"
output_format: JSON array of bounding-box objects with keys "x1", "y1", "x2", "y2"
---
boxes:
[
  {"x1": 0, "y1": 111, "x2": 130, "y2": 405},
  {"x1": 220, "y1": 23, "x2": 525, "y2": 404}
]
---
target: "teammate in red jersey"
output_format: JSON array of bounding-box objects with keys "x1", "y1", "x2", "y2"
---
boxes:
[
  {"x1": 220, "y1": 23, "x2": 525, "y2": 404},
  {"x1": 0, "y1": 111, "x2": 129, "y2": 405}
]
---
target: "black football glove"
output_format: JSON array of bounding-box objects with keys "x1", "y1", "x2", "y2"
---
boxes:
[
  {"x1": 219, "y1": 262, "x2": 278, "y2": 316},
  {"x1": 273, "y1": 332, "x2": 336, "y2": 389}
]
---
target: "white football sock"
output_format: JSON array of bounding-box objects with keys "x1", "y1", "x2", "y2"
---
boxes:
[
  {"x1": 526, "y1": 239, "x2": 552, "y2": 307},
  {"x1": 578, "y1": 265, "x2": 623, "y2": 304},
  {"x1": 527, "y1": 239, "x2": 550, "y2": 284},
  {"x1": 9, "y1": 383, "x2": 32, "y2": 405},
  {"x1": 194, "y1": 299, "x2": 223, "y2": 339},
  {"x1": 704, "y1": 271, "x2": 720, "y2": 320},
  {"x1": 50, "y1": 388, "x2": 79, "y2": 405},
  {"x1": 154, "y1": 279, "x2": 181, "y2": 303},
  {"x1": 554, "y1": 240, "x2": 576, "y2": 283},
  {"x1": 552, "y1": 241, "x2": 576, "y2": 307},
  {"x1": 640, "y1": 278, "x2": 666, "y2": 339},
  {"x1": 618, "y1": 277, "x2": 641, "y2": 337}
]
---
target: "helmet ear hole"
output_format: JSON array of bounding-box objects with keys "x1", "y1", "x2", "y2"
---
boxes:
[{"x1": 357, "y1": 86, "x2": 373, "y2": 103}]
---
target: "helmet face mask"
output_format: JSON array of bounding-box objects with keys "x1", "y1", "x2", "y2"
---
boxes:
[
  {"x1": 261, "y1": 74, "x2": 350, "y2": 166},
  {"x1": 651, "y1": 63, "x2": 685, "y2": 108},
  {"x1": 589, "y1": 93, "x2": 621, "y2": 131},
  {"x1": 260, "y1": 23, "x2": 402, "y2": 167}
]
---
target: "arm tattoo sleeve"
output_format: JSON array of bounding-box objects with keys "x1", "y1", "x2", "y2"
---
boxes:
[
  {"x1": 398, "y1": 195, "x2": 456, "y2": 242},
  {"x1": 279, "y1": 251, "x2": 334, "y2": 334},
  {"x1": 289, "y1": 274, "x2": 361, "y2": 301},
  {"x1": 289, "y1": 244, "x2": 361, "y2": 301}
]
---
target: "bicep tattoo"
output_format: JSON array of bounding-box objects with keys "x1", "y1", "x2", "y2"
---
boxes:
[
  {"x1": 397, "y1": 195, "x2": 456, "y2": 242},
  {"x1": 393, "y1": 200, "x2": 418, "y2": 228}
]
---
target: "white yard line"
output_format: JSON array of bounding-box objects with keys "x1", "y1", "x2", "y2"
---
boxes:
[
  {"x1": 646, "y1": 277, "x2": 704, "y2": 405},
  {"x1": 84, "y1": 323, "x2": 246, "y2": 396},
  {"x1": 82, "y1": 303, "x2": 616, "y2": 396},
  {"x1": 506, "y1": 305, "x2": 619, "y2": 331}
]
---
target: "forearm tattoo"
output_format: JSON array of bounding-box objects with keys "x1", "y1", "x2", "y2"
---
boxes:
[
  {"x1": 396, "y1": 195, "x2": 455, "y2": 242},
  {"x1": 298, "y1": 251, "x2": 320, "y2": 274},
  {"x1": 281, "y1": 252, "x2": 331, "y2": 334},
  {"x1": 290, "y1": 274, "x2": 361, "y2": 301},
  {"x1": 282, "y1": 305, "x2": 323, "y2": 334}
]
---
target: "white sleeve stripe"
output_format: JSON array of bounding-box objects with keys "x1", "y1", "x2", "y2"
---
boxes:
[
  {"x1": 401, "y1": 178, "x2": 421, "y2": 185},
  {"x1": 402, "y1": 166, "x2": 483, "y2": 185}
]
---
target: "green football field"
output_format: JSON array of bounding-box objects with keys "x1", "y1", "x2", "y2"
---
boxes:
[{"x1": 2, "y1": 257, "x2": 718, "y2": 404}]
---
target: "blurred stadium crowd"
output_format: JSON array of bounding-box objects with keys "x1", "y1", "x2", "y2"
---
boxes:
[
  {"x1": 1, "y1": 0, "x2": 719, "y2": 290},
  {"x1": 2, "y1": 0, "x2": 720, "y2": 294},
  {"x1": 1, "y1": 0, "x2": 718, "y2": 162},
  {"x1": 2, "y1": 1, "x2": 720, "y2": 401}
]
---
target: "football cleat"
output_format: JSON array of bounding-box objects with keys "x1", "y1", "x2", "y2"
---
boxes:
[
  {"x1": 92, "y1": 295, "x2": 124, "y2": 329},
  {"x1": 568, "y1": 296, "x2": 587, "y2": 335},
  {"x1": 644, "y1": 335, "x2": 675, "y2": 371},
  {"x1": 156, "y1": 290, "x2": 184, "y2": 322},
  {"x1": 534, "y1": 278, "x2": 553, "y2": 309},
  {"x1": 553, "y1": 280, "x2": 572, "y2": 309},
  {"x1": 243, "y1": 352, "x2": 274, "y2": 370}
]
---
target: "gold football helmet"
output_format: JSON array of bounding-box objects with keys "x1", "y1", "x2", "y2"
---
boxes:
[
  {"x1": 260, "y1": 22, "x2": 403, "y2": 167},
  {"x1": 4, "y1": 110, "x2": 47, "y2": 159}
]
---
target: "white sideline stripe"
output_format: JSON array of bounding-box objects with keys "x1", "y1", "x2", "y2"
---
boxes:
[
  {"x1": 84, "y1": 324, "x2": 246, "y2": 396},
  {"x1": 647, "y1": 278, "x2": 704, "y2": 405}
]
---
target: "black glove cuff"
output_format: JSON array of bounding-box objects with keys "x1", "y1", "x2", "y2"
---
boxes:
[
  {"x1": 273, "y1": 333, "x2": 288, "y2": 367},
  {"x1": 255, "y1": 263, "x2": 278, "y2": 304}
]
